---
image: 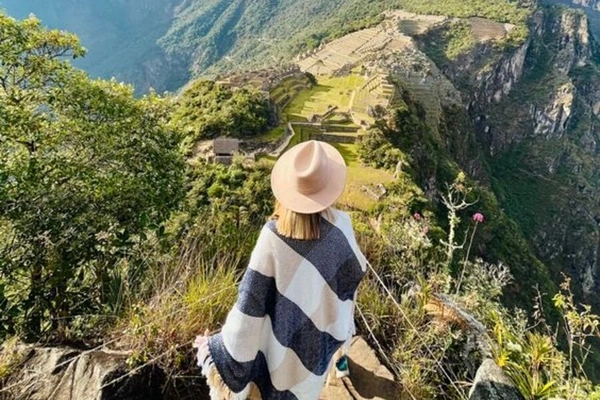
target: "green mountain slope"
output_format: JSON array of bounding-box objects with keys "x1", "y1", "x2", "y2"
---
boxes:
[
  {"x1": 3, "y1": 0, "x2": 599, "y2": 327},
  {"x1": 0, "y1": 0, "x2": 532, "y2": 93},
  {"x1": 0, "y1": 0, "x2": 186, "y2": 94}
]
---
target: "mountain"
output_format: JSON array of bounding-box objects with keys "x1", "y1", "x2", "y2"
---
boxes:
[
  {"x1": 0, "y1": 0, "x2": 400, "y2": 93},
  {"x1": 428, "y1": 7, "x2": 600, "y2": 307},
  {"x1": 0, "y1": 0, "x2": 187, "y2": 94},
  {"x1": 547, "y1": 0, "x2": 600, "y2": 37},
  {"x1": 3, "y1": 0, "x2": 598, "y2": 313}
]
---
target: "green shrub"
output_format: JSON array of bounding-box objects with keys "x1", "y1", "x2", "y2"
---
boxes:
[
  {"x1": 0, "y1": 14, "x2": 185, "y2": 341},
  {"x1": 171, "y1": 80, "x2": 270, "y2": 143}
]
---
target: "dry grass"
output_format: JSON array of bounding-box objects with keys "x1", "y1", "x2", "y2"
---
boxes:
[
  {"x1": 113, "y1": 220, "x2": 255, "y2": 371},
  {"x1": 0, "y1": 338, "x2": 25, "y2": 380},
  {"x1": 333, "y1": 143, "x2": 394, "y2": 211}
]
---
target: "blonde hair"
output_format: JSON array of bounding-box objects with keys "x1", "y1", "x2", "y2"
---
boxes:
[{"x1": 272, "y1": 201, "x2": 334, "y2": 240}]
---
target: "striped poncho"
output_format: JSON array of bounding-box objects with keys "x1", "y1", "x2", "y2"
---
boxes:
[{"x1": 197, "y1": 209, "x2": 367, "y2": 399}]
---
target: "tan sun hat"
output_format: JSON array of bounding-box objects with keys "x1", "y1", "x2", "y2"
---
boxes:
[{"x1": 271, "y1": 140, "x2": 347, "y2": 214}]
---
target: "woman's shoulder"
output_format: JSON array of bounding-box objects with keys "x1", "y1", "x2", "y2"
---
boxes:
[{"x1": 326, "y1": 208, "x2": 352, "y2": 228}]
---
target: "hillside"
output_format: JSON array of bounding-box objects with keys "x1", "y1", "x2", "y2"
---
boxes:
[
  {"x1": 3, "y1": 2, "x2": 600, "y2": 399},
  {"x1": 547, "y1": 0, "x2": 600, "y2": 37},
  {"x1": 0, "y1": 0, "x2": 531, "y2": 93},
  {"x1": 0, "y1": 0, "x2": 186, "y2": 94}
]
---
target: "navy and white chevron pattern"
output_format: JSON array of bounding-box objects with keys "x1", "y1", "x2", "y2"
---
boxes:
[{"x1": 206, "y1": 209, "x2": 366, "y2": 399}]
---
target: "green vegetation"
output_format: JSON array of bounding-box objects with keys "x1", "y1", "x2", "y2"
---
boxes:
[
  {"x1": 2, "y1": 0, "x2": 534, "y2": 94},
  {"x1": 284, "y1": 75, "x2": 365, "y2": 121},
  {"x1": 3, "y1": 6, "x2": 600, "y2": 400},
  {"x1": 172, "y1": 80, "x2": 270, "y2": 144},
  {"x1": 0, "y1": 14, "x2": 185, "y2": 341},
  {"x1": 159, "y1": 0, "x2": 533, "y2": 80},
  {"x1": 257, "y1": 125, "x2": 286, "y2": 143},
  {"x1": 1, "y1": 1, "x2": 186, "y2": 94},
  {"x1": 400, "y1": 0, "x2": 530, "y2": 25},
  {"x1": 332, "y1": 143, "x2": 395, "y2": 210},
  {"x1": 422, "y1": 20, "x2": 477, "y2": 64}
]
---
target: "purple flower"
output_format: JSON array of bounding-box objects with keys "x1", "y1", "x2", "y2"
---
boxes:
[
  {"x1": 413, "y1": 212, "x2": 422, "y2": 221},
  {"x1": 472, "y1": 213, "x2": 485, "y2": 223}
]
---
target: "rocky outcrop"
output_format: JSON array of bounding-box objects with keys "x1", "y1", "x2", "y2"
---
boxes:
[
  {"x1": 469, "y1": 360, "x2": 525, "y2": 400},
  {"x1": 471, "y1": 8, "x2": 600, "y2": 303},
  {"x1": 472, "y1": 40, "x2": 530, "y2": 106},
  {"x1": 2, "y1": 338, "x2": 395, "y2": 400},
  {"x1": 424, "y1": 295, "x2": 523, "y2": 400},
  {"x1": 320, "y1": 337, "x2": 398, "y2": 400},
  {"x1": 531, "y1": 82, "x2": 575, "y2": 139},
  {"x1": 553, "y1": 9, "x2": 595, "y2": 72},
  {"x1": 1, "y1": 346, "x2": 169, "y2": 400}
]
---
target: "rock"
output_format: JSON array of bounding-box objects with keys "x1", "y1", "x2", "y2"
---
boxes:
[
  {"x1": 2, "y1": 346, "x2": 169, "y2": 400},
  {"x1": 469, "y1": 359, "x2": 524, "y2": 400},
  {"x1": 320, "y1": 337, "x2": 398, "y2": 400}
]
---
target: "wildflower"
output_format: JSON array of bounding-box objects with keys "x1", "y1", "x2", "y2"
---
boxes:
[
  {"x1": 413, "y1": 212, "x2": 422, "y2": 221},
  {"x1": 472, "y1": 213, "x2": 484, "y2": 223}
]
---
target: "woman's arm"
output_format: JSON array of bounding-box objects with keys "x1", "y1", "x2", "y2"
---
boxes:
[{"x1": 195, "y1": 225, "x2": 275, "y2": 394}]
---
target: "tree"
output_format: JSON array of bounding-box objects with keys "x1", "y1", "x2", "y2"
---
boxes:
[
  {"x1": 171, "y1": 79, "x2": 270, "y2": 143},
  {"x1": 0, "y1": 14, "x2": 185, "y2": 340}
]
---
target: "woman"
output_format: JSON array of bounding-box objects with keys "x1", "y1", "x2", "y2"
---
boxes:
[{"x1": 194, "y1": 140, "x2": 367, "y2": 399}]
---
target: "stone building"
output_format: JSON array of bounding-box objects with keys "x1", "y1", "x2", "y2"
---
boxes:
[{"x1": 213, "y1": 138, "x2": 239, "y2": 165}]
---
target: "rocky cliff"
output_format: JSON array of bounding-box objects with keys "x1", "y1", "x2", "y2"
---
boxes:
[
  {"x1": 570, "y1": 0, "x2": 600, "y2": 11},
  {"x1": 547, "y1": 0, "x2": 600, "y2": 38},
  {"x1": 440, "y1": 7, "x2": 600, "y2": 304},
  {"x1": 354, "y1": 6, "x2": 600, "y2": 311}
]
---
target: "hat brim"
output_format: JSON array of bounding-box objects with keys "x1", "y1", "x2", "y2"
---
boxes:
[{"x1": 271, "y1": 141, "x2": 347, "y2": 214}]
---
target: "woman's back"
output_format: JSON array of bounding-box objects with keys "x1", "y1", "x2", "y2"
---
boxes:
[
  {"x1": 207, "y1": 209, "x2": 366, "y2": 399},
  {"x1": 195, "y1": 141, "x2": 366, "y2": 399}
]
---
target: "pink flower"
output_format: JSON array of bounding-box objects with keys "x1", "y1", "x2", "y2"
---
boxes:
[
  {"x1": 423, "y1": 226, "x2": 430, "y2": 234},
  {"x1": 472, "y1": 213, "x2": 485, "y2": 223},
  {"x1": 413, "y1": 212, "x2": 422, "y2": 221}
]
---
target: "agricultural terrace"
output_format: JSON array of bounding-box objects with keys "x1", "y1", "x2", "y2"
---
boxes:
[{"x1": 260, "y1": 72, "x2": 394, "y2": 210}]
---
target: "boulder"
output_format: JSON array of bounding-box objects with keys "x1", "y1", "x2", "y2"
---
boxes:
[
  {"x1": 2, "y1": 346, "x2": 167, "y2": 400},
  {"x1": 469, "y1": 359, "x2": 524, "y2": 400},
  {"x1": 320, "y1": 336, "x2": 398, "y2": 400}
]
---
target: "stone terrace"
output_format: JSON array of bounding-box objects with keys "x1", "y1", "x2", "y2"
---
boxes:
[
  {"x1": 296, "y1": 27, "x2": 411, "y2": 76},
  {"x1": 469, "y1": 17, "x2": 515, "y2": 42}
]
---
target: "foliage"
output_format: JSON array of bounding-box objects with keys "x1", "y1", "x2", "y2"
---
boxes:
[
  {"x1": 356, "y1": 129, "x2": 406, "y2": 171},
  {"x1": 356, "y1": 175, "x2": 600, "y2": 400},
  {"x1": 0, "y1": 337, "x2": 24, "y2": 380},
  {"x1": 0, "y1": 3, "x2": 184, "y2": 94},
  {"x1": 2, "y1": 0, "x2": 534, "y2": 93},
  {"x1": 118, "y1": 256, "x2": 239, "y2": 373},
  {"x1": 115, "y1": 157, "x2": 274, "y2": 386},
  {"x1": 421, "y1": 20, "x2": 477, "y2": 65},
  {"x1": 0, "y1": 14, "x2": 185, "y2": 341},
  {"x1": 490, "y1": 277, "x2": 600, "y2": 399},
  {"x1": 171, "y1": 80, "x2": 270, "y2": 143},
  {"x1": 179, "y1": 157, "x2": 273, "y2": 233},
  {"x1": 159, "y1": 0, "x2": 532, "y2": 78}
]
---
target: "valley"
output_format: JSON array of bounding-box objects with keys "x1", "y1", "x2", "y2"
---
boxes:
[{"x1": 2, "y1": 1, "x2": 600, "y2": 398}]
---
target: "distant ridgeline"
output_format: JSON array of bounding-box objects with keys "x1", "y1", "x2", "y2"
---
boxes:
[
  {"x1": 3, "y1": 0, "x2": 599, "y2": 320},
  {"x1": 171, "y1": 0, "x2": 600, "y2": 327},
  {"x1": 0, "y1": 0, "x2": 185, "y2": 95},
  {"x1": 0, "y1": 0, "x2": 540, "y2": 94}
]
